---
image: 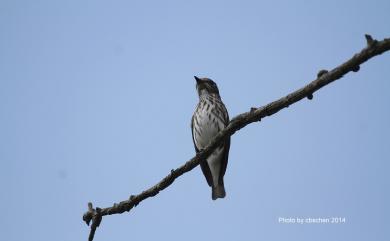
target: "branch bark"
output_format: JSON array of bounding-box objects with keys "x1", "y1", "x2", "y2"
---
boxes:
[{"x1": 83, "y1": 34, "x2": 390, "y2": 241}]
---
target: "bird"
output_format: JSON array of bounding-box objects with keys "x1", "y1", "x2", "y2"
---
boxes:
[{"x1": 191, "y1": 76, "x2": 230, "y2": 200}]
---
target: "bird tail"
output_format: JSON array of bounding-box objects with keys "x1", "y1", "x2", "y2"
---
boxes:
[{"x1": 212, "y1": 184, "x2": 226, "y2": 200}]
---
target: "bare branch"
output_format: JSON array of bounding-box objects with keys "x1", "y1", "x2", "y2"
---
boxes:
[{"x1": 83, "y1": 34, "x2": 390, "y2": 240}]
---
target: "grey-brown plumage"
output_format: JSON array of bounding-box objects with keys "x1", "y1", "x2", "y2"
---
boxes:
[{"x1": 191, "y1": 76, "x2": 230, "y2": 200}]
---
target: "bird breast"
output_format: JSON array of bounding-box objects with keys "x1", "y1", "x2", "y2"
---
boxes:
[{"x1": 194, "y1": 102, "x2": 225, "y2": 149}]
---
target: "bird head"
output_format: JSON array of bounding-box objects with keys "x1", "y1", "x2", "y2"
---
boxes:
[{"x1": 194, "y1": 76, "x2": 220, "y2": 97}]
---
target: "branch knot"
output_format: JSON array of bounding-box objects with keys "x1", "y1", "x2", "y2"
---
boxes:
[
  {"x1": 365, "y1": 34, "x2": 378, "y2": 46},
  {"x1": 317, "y1": 69, "x2": 328, "y2": 78}
]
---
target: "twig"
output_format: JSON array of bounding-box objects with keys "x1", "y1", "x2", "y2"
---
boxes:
[{"x1": 83, "y1": 34, "x2": 390, "y2": 240}]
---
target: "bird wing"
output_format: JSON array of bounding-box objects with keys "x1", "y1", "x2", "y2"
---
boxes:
[
  {"x1": 218, "y1": 137, "x2": 230, "y2": 185},
  {"x1": 218, "y1": 103, "x2": 230, "y2": 185},
  {"x1": 191, "y1": 111, "x2": 213, "y2": 187}
]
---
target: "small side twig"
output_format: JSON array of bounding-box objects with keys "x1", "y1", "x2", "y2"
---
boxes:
[{"x1": 83, "y1": 203, "x2": 102, "y2": 241}]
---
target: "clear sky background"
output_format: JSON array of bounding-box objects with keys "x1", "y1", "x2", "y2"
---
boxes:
[{"x1": 1, "y1": 1, "x2": 389, "y2": 241}]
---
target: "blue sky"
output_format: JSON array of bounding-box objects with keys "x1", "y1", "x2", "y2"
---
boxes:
[{"x1": 1, "y1": 0, "x2": 389, "y2": 241}]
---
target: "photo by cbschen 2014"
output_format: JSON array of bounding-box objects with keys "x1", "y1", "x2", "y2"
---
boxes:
[{"x1": 279, "y1": 217, "x2": 346, "y2": 224}]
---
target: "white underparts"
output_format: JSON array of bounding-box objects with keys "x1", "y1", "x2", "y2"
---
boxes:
[{"x1": 193, "y1": 97, "x2": 226, "y2": 187}]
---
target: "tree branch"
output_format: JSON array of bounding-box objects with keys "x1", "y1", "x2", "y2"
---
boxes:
[{"x1": 83, "y1": 34, "x2": 390, "y2": 241}]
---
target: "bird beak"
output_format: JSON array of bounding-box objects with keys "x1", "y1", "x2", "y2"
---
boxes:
[{"x1": 194, "y1": 76, "x2": 201, "y2": 84}]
